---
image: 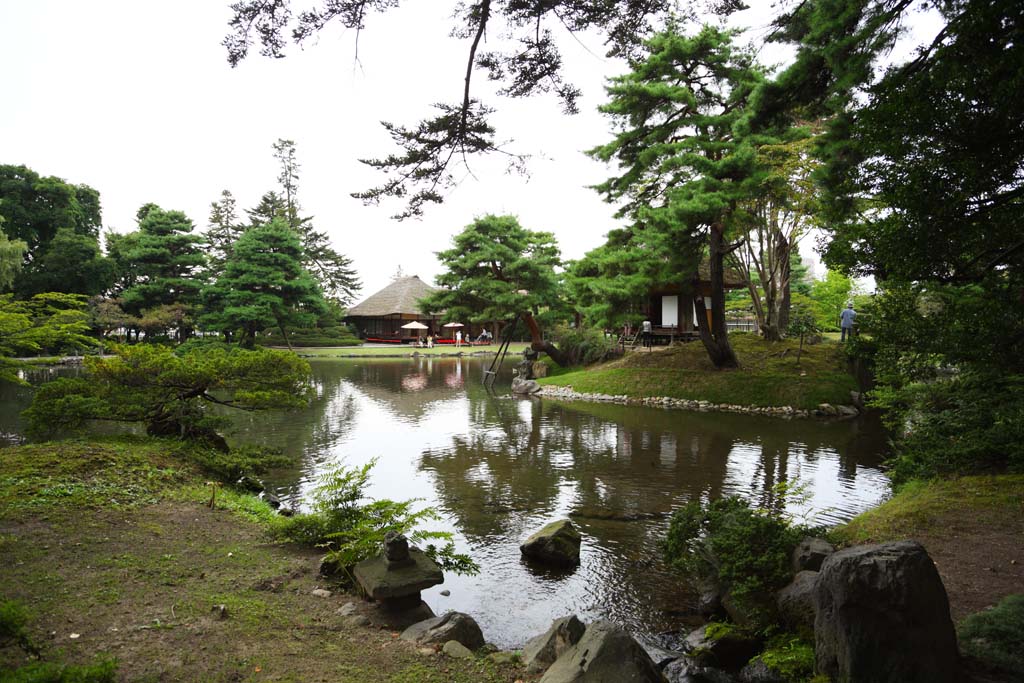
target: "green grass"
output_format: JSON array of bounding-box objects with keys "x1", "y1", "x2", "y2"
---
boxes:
[
  {"x1": 958, "y1": 594, "x2": 1024, "y2": 677},
  {"x1": 831, "y1": 474, "x2": 1024, "y2": 545},
  {"x1": 538, "y1": 333, "x2": 856, "y2": 410},
  {"x1": 0, "y1": 437, "x2": 197, "y2": 516}
]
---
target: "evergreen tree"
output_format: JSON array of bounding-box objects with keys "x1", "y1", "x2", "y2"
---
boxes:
[
  {"x1": 419, "y1": 214, "x2": 569, "y2": 364},
  {"x1": 267, "y1": 139, "x2": 362, "y2": 305},
  {"x1": 591, "y1": 25, "x2": 786, "y2": 368},
  {"x1": 121, "y1": 206, "x2": 206, "y2": 340},
  {"x1": 201, "y1": 218, "x2": 327, "y2": 350},
  {"x1": 0, "y1": 165, "x2": 101, "y2": 260},
  {"x1": 205, "y1": 189, "x2": 245, "y2": 276}
]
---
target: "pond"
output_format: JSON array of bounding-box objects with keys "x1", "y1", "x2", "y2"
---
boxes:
[{"x1": 1, "y1": 357, "x2": 891, "y2": 650}]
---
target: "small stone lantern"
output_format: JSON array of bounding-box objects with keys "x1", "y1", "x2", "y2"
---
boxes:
[{"x1": 353, "y1": 532, "x2": 444, "y2": 611}]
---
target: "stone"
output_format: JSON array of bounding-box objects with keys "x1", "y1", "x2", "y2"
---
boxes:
[
  {"x1": 336, "y1": 602, "x2": 358, "y2": 616},
  {"x1": 400, "y1": 611, "x2": 485, "y2": 651},
  {"x1": 440, "y1": 589, "x2": 450, "y2": 596},
  {"x1": 235, "y1": 475, "x2": 264, "y2": 493},
  {"x1": 684, "y1": 625, "x2": 761, "y2": 671},
  {"x1": 342, "y1": 614, "x2": 370, "y2": 628},
  {"x1": 737, "y1": 659, "x2": 785, "y2": 683},
  {"x1": 261, "y1": 492, "x2": 282, "y2": 509},
  {"x1": 311, "y1": 588, "x2": 332, "y2": 598},
  {"x1": 353, "y1": 547, "x2": 443, "y2": 608},
  {"x1": 384, "y1": 531, "x2": 413, "y2": 566},
  {"x1": 520, "y1": 519, "x2": 582, "y2": 568},
  {"x1": 791, "y1": 538, "x2": 834, "y2": 573},
  {"x1": 488, "y1": 651, "x2": 519, "y2": 665},
  {"x1": 443, "y1": 640, "x2": 475, "y2": 659},
  {"x1": 814, "y1": 541, "x2": 958, "y2": 683},
  {"x1": 532, "y1": 360, "x2": 549, "y2": 378},
  {"x1": 663, "y1": 658, "x2": 736, "y2": 683},
  {"x1": 211, "y1": 604, "x2": 229, "y2": 620},
  {"x1": 775, "y1": 570, "x2": 818, "y2": 633},
  {"x1": 835, "y1": 405, "x2": 859, "y2": 418},
  {"x1": 521, "y1": 615, "x2": 586, "y2": 673},
  {"x1": 539, "y1": 620, "x2": 664, "y2": 683},
  {"x1": 512, "y1": 377, "x2": 542, "y2": 394}
]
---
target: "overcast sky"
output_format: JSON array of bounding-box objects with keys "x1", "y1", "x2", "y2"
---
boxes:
[{"x1": 0, "y1": 2, "x2": 938, "y2": 300}]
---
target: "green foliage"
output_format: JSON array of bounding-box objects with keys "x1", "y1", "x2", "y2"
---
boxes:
[
  {"x1": 0, "y1": 293, "x2": 95, "y2": 382},
  {"x1": 0, "y1": 165, "x2": 101, "y2": 259},
  {"x1": 256, "y1": 325, "x2": 361, "y2": 348},
  {"x1": 664, "y1": 496, "x2": 805, "y2": 629},
  {"x1": 754, "y1": 633, "x2": 816, "y2": 683},
  {"x1": 200, "y1": 218, "x2": 327, "y2": 348},
  {"x1": 808, "y1": 270, "x2": 856, "y2": 331},
  {"x1": 16, "y1": 228, "x2": 115, "y2": 297},
  {"x1": 958, "y1": 594, "x2": 1024, "y2": 678},
  {"x1": 120, "y1": 205, "x2": 206, "y2": 333},
  {"x1": 183, "y1": 444, "x2": 293, "y2": 482},
  {"x1": 786, "y1": 303, "x2": 820, "y2": 366},
  {"x1": 420, "y1": 215, "x2": 564, "y2": 327},
  {"x1": 275, "y1": 460, "x2": 479, "y2": 581},
  {"x1": 551, "y1": 326, "x2": 617, "y2": 366},
  {"x1": 0, "y1": 226, "x2": 28, "y2": 292},
  {"x1": 23, "y1": 345, "x2": 312, "y2": 442}
]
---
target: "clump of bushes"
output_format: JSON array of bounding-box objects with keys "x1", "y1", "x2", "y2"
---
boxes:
[
  {"x1": 181, "y1": 443, "x2": 293, "y2": 482},
  {"x1": 273, "y1": 459, "x2": 479, "y2": 582},
  {"x1": 256, "y1": 325, "x2": 361, "y2": 348},
  {"x1": 552, "y1": 325, "x2": 618, "y2": 366},
  {"x1": 958, "y1": 593, "x2": 1024, "y2": 678},
  {"x1": 663, "y1": 496, "x2": 813, "y2": 629}
]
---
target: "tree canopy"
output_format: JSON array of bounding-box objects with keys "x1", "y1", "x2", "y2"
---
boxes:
[
  {"x1": 0, "y1": 165, "x2": 101, "y2": 258},
  {"x1": 201, "y1": 218, "x2": 328, "y2": 349},
  {"x1": 223, "y1": 0, "x2": 691, "y2": 219}
]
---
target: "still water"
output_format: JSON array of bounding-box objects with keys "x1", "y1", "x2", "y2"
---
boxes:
[
  {"x1": 227, "y1": 357, "x2": 890, "y2": 649},
  {"x1": 1, "y1": 358, "x2": 891, "y2": 649}
]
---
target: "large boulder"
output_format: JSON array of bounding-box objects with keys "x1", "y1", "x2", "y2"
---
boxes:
[
  {"x1": 684, "y1": 624, "x2": 761, "y2": 672},
  {"x1": 663, "y1": 657, "x2": 735, "y2": 683},
  {"x1": 520, "y1": 519, "x2": 582, "y2": 567},
  {"x1": 512, "y1": 377, "x2": 542, "y2": 394},
  {"x1": 814, "y1": 541, "x2": 958, "y2": 682},
  {"x1": 775, "y1": 570, "x2": 818, "y2": 633},
  {"x1": 737, "y1": 659, "x2": 786, "y2": 683},
  {"x1": 791, "y1": 537, "x2": 834, "y2": 573},
  {"x1": 522, "y1": 615, "x2": 587, "y2": 673},
  {"x1": 400, "y1": 611, "x2": 485, "y2": 651},
  {"x1": 539, "y1": 620, "x2": 665, "y2": 683}
]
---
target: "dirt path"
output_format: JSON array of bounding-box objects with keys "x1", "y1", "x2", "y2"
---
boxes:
[{"x1": 0, "y1": 502, "x2": 524, "y2": 682}]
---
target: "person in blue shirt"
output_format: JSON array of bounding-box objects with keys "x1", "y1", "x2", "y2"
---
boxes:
[{"x1": 840, "y1": 303, "x2": 857, "y2": 342}]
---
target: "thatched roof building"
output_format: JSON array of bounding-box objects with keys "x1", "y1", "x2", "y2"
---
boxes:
[{"x1": 344, "y1": 275, "x2": 442, "y2": 341}]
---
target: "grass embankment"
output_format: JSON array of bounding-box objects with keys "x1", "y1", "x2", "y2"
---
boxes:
[
  {"x1": 0, "y1": 437, "x2": 525, "y2": 683},
  {"x1": 290, "y1": 342, "x2": 530, "y2": 358},
  {"x1": 538, "y1": 333, "x2": 857, "y2": 410},
  {"x1": 832, "y1": 475, "x2": 1024, "y2": 622}
]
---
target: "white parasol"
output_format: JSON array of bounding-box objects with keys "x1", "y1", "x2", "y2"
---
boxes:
[{"x1": 442, "y1": 322, "x2": 464, "y2": 328}]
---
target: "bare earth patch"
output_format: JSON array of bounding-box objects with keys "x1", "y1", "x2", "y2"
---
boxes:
[{"x1": 0, "y1": 502, "x2": 524, "y2": 682}]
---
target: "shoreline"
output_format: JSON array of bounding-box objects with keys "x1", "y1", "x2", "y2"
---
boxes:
[{"x1": 536, "y1": 384, "x2": 862, "y2": 420}]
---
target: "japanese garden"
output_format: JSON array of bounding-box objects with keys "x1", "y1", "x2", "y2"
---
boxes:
[{"x1": 0, "y1": 1, "x2": 1022, "y2": 682}]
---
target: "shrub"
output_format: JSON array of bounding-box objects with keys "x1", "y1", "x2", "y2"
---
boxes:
[
  {"x1": 180, "y1": 443, "x2": 294, "y2": 482},
  {"x1": 664, "y1": 496, "x2": 808, "y2": 629},
  {"x1": 552, "y1": 325, "x2": 618, "y2": 366},
  {"x1": 2, "y1": 659, "x2": 117, "y2": 683},
  {"x1": 958, "y1": 593, "x2": 1024, "y2": 677},
  {"x1": 0, "y1": 599, "x2": 34, "y2": 654},
  {"x1": 275, "y1": 460, "x2": 478, "y2": 582}
]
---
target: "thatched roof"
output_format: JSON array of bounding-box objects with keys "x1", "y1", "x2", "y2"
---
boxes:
[{"x1": 345, "y1": 275, "x2": 438, "y2": 318}]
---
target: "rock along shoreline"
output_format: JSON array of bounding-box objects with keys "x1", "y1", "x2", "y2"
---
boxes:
[{"x1": 537, "y1": 384, "x2": 861, "y2": 420}]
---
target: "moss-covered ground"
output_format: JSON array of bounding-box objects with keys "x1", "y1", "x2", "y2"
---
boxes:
[
  {"x1": 538, "y1": 333, "x2": 857, "y2": 410},
  {"x1": 0, "y1": 437, "x2": 527, "y2": 682}
]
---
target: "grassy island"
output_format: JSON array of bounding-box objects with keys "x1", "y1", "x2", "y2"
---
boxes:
[{"x1": 538, "y1": 334, "x2": 857, "y2": 411}]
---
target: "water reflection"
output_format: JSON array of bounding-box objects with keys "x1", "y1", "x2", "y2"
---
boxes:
[{"x1": 2, "y1": 358, "x2": 890, "y2": 648}]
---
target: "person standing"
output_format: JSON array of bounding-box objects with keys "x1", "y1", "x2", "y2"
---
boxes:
[
  {"x1": 642, "y1": 318, "x2": 653, "y2": 350},
  {"x1": 455, "y1": 329, "x2": 462, "y2": 348},
  {"x1": 840, "y1": 303, "x2": 857, "y2": 342}
]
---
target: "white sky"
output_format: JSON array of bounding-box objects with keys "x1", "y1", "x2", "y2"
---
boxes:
[{"x1": 0, "y1": 2, "x2": 939, "y2": 299}]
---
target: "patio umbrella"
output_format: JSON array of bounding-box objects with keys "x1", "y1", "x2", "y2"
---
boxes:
[
  {"x1": 400, "y1": 320, "x2": 429, "y2": 343},
  {"x1": 442, "y1": 322, "x2": 464, "y2": 328}
]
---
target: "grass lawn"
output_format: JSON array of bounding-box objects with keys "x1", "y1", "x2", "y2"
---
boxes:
[
  {"x1": 538, "y1": 332, "x2": 857, "y2": 410},
  {"x1": 288, "y1": 342, "x2": 532, "y2": 358},
  {"x1": 0, "y1": 437, "x2": 526, "y2": 682}
]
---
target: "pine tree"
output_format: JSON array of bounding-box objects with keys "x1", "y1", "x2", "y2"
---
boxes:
[
  {"x1": 206, "y1": 189, "x2": 245, "y2": 277},
  {"x1": 201, "y1": 218, "x2": 327, "y2": 350}
]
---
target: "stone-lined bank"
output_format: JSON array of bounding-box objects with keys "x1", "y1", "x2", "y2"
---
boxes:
[{"x1": 537, "y1": 384, "x2": 862, "y2": 420}]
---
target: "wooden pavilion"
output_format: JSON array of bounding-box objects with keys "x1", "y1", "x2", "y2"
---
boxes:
[
  {"x1": 343, "y1": 275, "x2": 443, "y2": 343},
  {"x1": 643, "y1": 263, "x2": 747, "y2": 341}
]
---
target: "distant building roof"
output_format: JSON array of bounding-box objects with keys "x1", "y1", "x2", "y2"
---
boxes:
[{"x1": 345, "y1": 275, "x2": 438, "y2": 318}]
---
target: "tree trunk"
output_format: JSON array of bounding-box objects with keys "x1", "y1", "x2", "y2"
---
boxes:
[
  {"x1": 277, "y1": 320, "x2": 294, "y2": 352},
  {"x1": 694, "y1": 225, "x2": 739, "y2": 369},
  {"x1": 522, "y1": 311, "x2": 569, "y2": 366},
  {"x1": 776, "y1": 233, "x2": 792, "y2": 333}
]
